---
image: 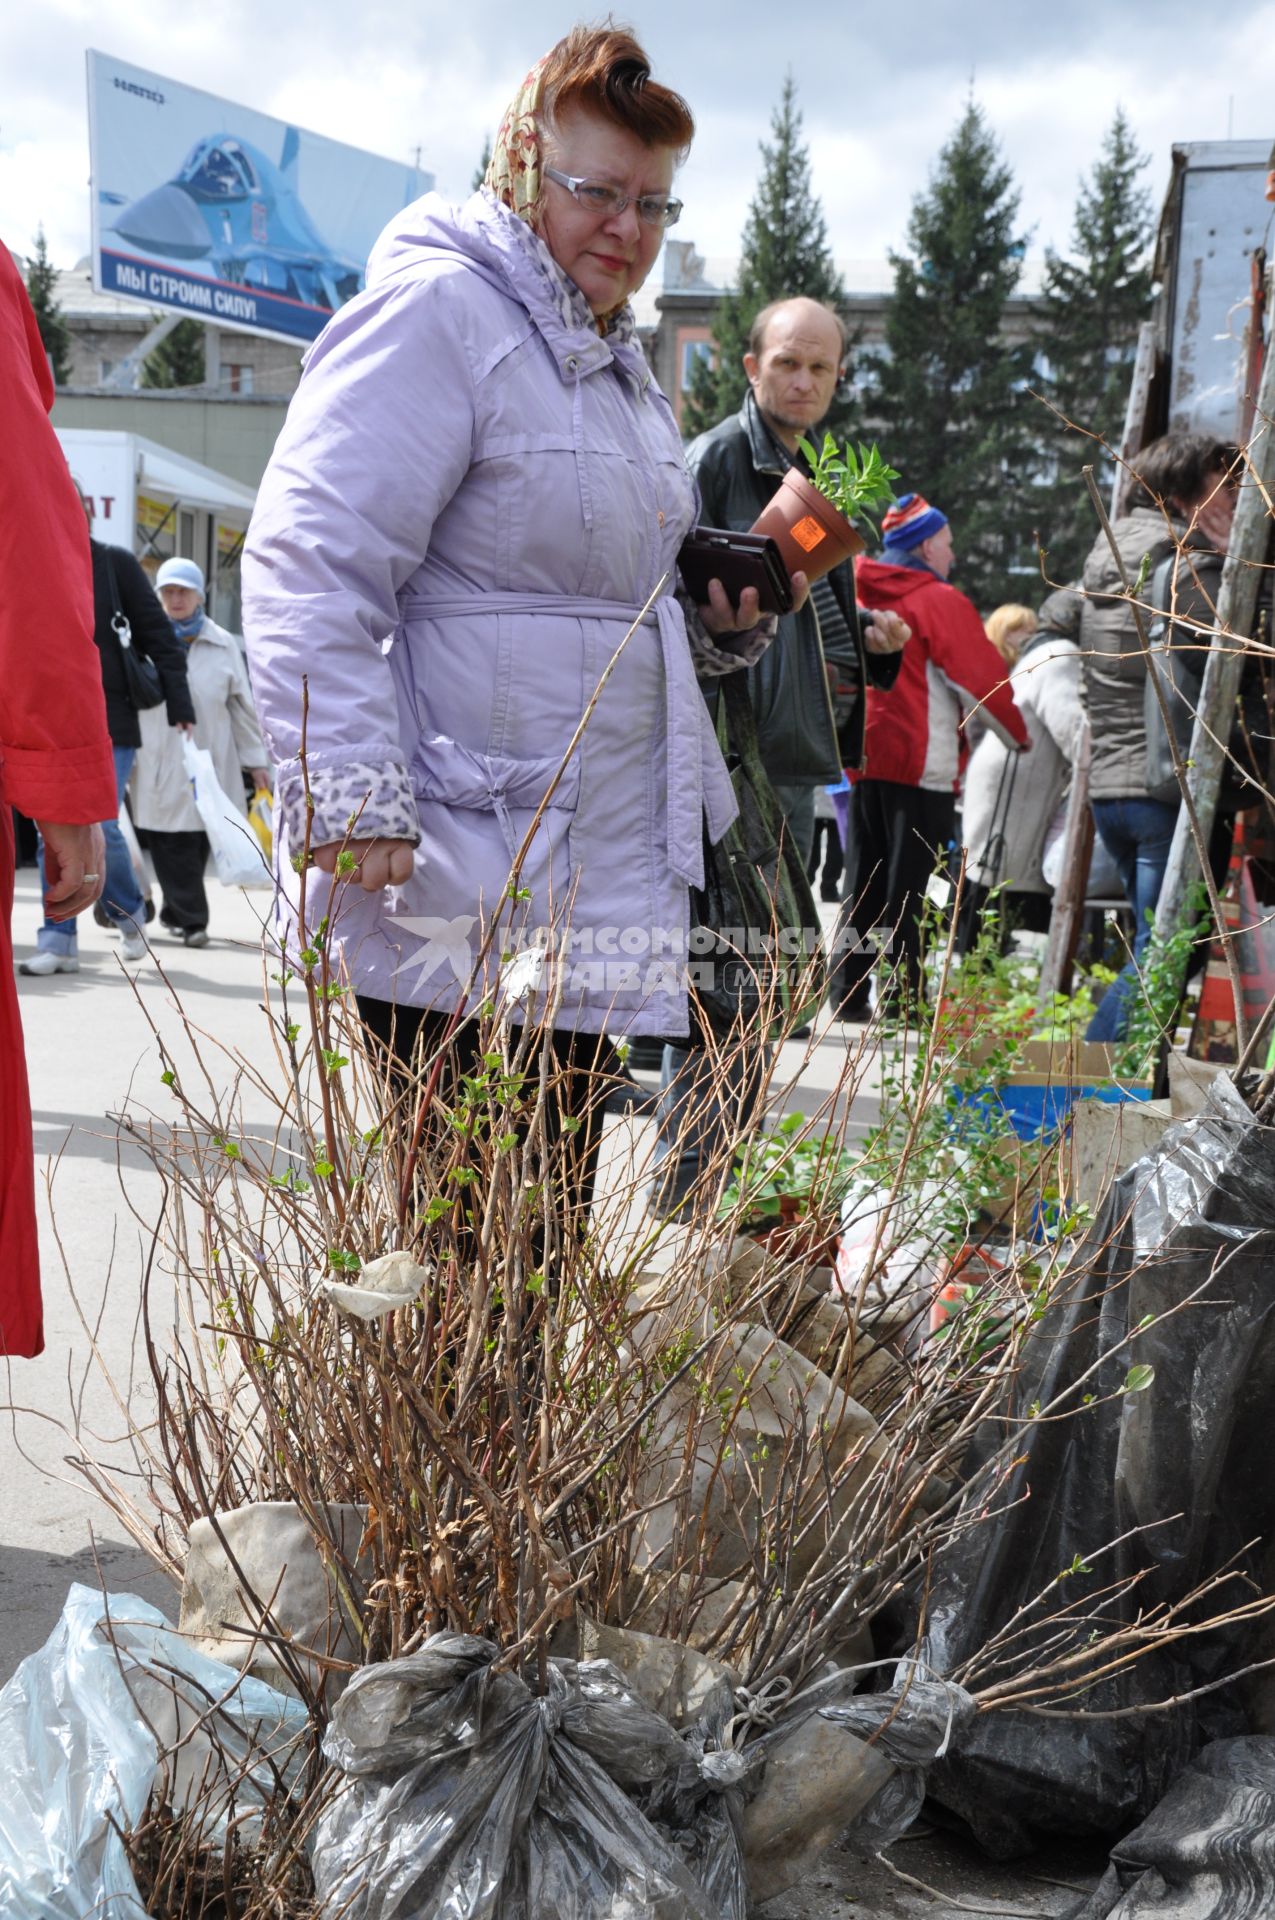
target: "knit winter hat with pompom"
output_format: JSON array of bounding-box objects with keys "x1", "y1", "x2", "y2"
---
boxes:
[{"x1": 881, "y1": 493, "x2": 948, "y2": 551}]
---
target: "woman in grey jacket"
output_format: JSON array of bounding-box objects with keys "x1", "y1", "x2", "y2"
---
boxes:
[{"x1": 1078, "y1": 433, "x2": 1235, "y2": 1039}]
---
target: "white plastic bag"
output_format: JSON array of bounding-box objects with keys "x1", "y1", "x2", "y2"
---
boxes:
[
  {"x1": 833, "y1": 1184, "x2": 946, "y2": 1328},
  {"x1": 181, "y1": 735, "x2": 271, "y2": 889},
  {"x1": 0, "y1": 1583, "x2": 306, "y2": 1919}
]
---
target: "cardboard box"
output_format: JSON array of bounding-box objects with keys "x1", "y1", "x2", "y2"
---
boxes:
[
  {"x1": 954, "y1": 1039, "x2": 1153, "y2": 1235},
  {"x1": 960, "y1": 1036, "x2": 1151, "y2": 1091}
]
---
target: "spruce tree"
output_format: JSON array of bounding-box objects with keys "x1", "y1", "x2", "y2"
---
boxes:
[
  {"x1": 682, "y1": 75, "x2": 847, "y2": 440},
  {"x1": 141, "y1": 318, "x2": 206, "y2": 389},
  {"x1": 472, "y1": 135, "x2": 492, "y2": 193},
  {"x1": 1041, "y1": 110, "x2": 1154, "y2": 582},
  {"x1": 25, "y1": 226, "x2": 72, "y2": 386},
  {"x1": 870, "y1": 100, "x2": 1037, "y2": 610}
]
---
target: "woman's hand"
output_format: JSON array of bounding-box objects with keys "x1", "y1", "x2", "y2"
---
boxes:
[
  {"x1": 698, "y1": 568, "x2": 809, "y2": 635},
  {"x1": 312, "y1": 837, "x2": 415, "y2": 891},
  {"x1": 39, "y1": 821, "x2": 106, "y2": 920},
  {"x1": 863, "y1": 610, "x2": 910, "y2": 654}
]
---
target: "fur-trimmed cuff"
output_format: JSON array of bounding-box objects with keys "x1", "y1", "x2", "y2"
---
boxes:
[
  {"x1": 678, "y1": 589, "x2": 777, "y2": 679},
  {"x1": 277, "y1": 758, "x2": 420, "y2": 852}
]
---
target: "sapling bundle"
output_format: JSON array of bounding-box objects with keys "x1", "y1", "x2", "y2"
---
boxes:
[{"x1": 45, "y1": 651, "x2": 1275, "y2": 1909}]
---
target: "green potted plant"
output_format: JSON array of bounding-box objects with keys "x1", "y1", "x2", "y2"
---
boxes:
[
  {"x1": 720, "y1": 1111, "x2": 854, "y2": 1265},
  {"x1": 751, "y1": 436, "x2": 899, "y2": 584}
]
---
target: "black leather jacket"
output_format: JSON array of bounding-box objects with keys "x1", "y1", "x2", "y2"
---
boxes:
[{"x1": 685, "y1": 393, "x2": 901, "y2": 783}]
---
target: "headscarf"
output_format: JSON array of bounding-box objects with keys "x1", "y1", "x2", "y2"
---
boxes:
[
  {"x1": 485, "y1": 57, "x2": 550, "y2": 229},
  {"x1": 482, "y1": 54, "x2": 635, "y2": 341}
]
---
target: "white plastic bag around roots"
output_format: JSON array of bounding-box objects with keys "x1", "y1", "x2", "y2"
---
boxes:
[
  {"x1": 833, "y1": 1184, "x2": 946, "y2": 1335},
  {"x1": 0, "y1": 1583, "x2": 307, "y2": 1919}
]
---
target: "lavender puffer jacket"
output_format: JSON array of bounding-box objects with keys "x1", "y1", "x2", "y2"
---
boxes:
[{"x1": 242, "y1": 191, "x2": 753, "y2": 1037}]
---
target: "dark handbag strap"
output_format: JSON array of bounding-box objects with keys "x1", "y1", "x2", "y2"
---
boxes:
[
  {"x1": 955, "y1": 743, "x2": 1020, "y2": 948},
  {"x1": 983, "y1": 742, "x2": 1021, "y2": 883}
]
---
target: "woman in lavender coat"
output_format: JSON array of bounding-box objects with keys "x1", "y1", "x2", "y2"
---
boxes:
[{"x1": 243, "y1": 27, "x2": 796, "y2": 1217}]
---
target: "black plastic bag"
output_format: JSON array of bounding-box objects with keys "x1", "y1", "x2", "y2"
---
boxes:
[
  {"x1": 312, "y1": 1632, "x2": 750, "y2": 1920},
  {"x1": 1069, "y1": 1736, "x2": 1275, "y2": 1918},
  {"x1": 912, "y1": 1079, "x2": 1275, "y2": 1855},
  {"x1": 816, "y1": 1658, "x2": 978, "y2": 1855}
]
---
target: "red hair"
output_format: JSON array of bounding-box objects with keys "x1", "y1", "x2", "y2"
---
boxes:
[{"x1": 539, "y1": 23, "x2": 694, "y2": 157}]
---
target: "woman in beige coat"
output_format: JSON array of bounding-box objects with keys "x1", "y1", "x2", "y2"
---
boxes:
[{"x1": 130, "y1": 557, "x2": 270, "y2": 946}]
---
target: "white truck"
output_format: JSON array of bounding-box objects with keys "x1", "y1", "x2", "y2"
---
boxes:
[{"x1": 53, "y1": 426, "x2": 257, "y2": 627}]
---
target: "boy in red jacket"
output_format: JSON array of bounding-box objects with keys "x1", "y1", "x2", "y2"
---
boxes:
[{"x1": 828, "y1": 494, "x2": 1028, "y2": 1015}]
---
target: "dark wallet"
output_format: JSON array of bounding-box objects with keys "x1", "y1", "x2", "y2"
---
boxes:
[{"x1": 677, "y1": 526, "x2": 795, "y2": 618}]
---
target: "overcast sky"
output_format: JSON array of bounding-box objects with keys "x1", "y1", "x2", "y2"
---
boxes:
[{"x1": 4, "y1": 0, "x2": 1275, "y2": 280}]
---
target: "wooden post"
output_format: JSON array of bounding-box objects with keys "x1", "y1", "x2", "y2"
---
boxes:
[
  {"x1": 1111, "y1": 320, "x2": 1157, "y2": 520},
  {"x1": 1152, "y1": 271, "x2": 1275, "y2": 949}
]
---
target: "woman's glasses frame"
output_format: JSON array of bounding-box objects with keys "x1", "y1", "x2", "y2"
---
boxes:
[{"x1": 543, "y1": 166, "x2": 683, "y2": 230}]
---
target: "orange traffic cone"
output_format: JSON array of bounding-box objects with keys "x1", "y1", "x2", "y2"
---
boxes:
[{"x1": 1187, "y1": 823, "x2": 1275, "y2": 1063}]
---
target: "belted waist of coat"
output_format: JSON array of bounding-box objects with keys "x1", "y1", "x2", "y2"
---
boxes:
[{"x1": 400, "y1": 590, "x2": 737, "y2": 888}]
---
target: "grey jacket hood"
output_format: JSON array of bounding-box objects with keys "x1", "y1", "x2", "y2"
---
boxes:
[
  {"x1": 363, "y1": 190, "x2": 644, "y2": 390},
  {"x1": 1034, "y1": 586, "x2": 1082, "y2": 644}
]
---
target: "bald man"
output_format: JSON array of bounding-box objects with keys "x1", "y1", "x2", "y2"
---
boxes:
[
  {"x1": 692, "y1": 296, "x2": 908, "y2": 851},
  {"x1": 649, "y1": 295, "x2": 907, "y2": 1214}
]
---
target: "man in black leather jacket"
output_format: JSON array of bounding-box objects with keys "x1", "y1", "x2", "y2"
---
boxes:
[
  {"x1": 646, "y1": 298, "x2": 906, "y2": 1213},
  {"x1": 686, "y1": 296, "x2": 906, "y2": 862}
]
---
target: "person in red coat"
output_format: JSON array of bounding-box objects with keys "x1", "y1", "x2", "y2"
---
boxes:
[
  {"x1": 827, "y1": 493, "x2": 1029, "y2": 1015},
  {"x1": 1, "y1": 244, "x2": 117, "y2": 1357}
]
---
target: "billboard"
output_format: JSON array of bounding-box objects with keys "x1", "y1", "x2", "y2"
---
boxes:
[{"x1": 87, "y1": 51, "x2": 433, "y2": 345}]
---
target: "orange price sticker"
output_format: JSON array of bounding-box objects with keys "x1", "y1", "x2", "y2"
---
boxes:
[{"x1": 790, "y1": 515, "x2": 826, "y2": 553}]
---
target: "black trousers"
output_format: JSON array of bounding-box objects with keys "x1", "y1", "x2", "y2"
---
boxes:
[
  {"x1": 827, "y1": 779, "x2": 956, "y2": 1007},
  {"x1": 356, "y1": 997, "x2": 613, "y2": 1227},
  {"x1": 954, "y1": 882, "x2": 1053, "y2": 956},
  {"x1": 807, "y1": 815, "x2": 845, "y2": 902},
  {"x1": 138, "y1": 827, "x2": 210, "y2": 932}
]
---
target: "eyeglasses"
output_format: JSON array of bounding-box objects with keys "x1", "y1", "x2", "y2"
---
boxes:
[{"x1": 544, "y1": 166, "x2": 682, "y2": 230}]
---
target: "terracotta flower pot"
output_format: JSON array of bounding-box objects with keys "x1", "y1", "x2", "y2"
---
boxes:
[
  {"x1": 746, "y1": 1193, "x2": 840, "y2": 1268},
  {"x1": 750, "y1": 469, "x2": 865, "y2": 585},
  {"x1": 935, "y1": 996, "x2": 1034, "y2": 1046},
  {"x1": 930, "y1": 1244, "x2": 1005, "y2": 1337}
]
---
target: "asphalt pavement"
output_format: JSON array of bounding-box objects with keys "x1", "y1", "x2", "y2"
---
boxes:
[{"x1": 4, "y1": 868, "x2": 277, "y2": 1682}]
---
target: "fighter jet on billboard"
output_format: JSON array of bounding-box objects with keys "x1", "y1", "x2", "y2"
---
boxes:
[
  {"x1": 107, "y1": 128, "x2": 364, "y2": 314},
  {"x1": 88, "y1": 52, "x2": 432, "y2": 345}
]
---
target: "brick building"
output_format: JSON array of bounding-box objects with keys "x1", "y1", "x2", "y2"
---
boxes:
[{"x1": 52, "y1": 258, "x2": 303, "y2": 400}]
